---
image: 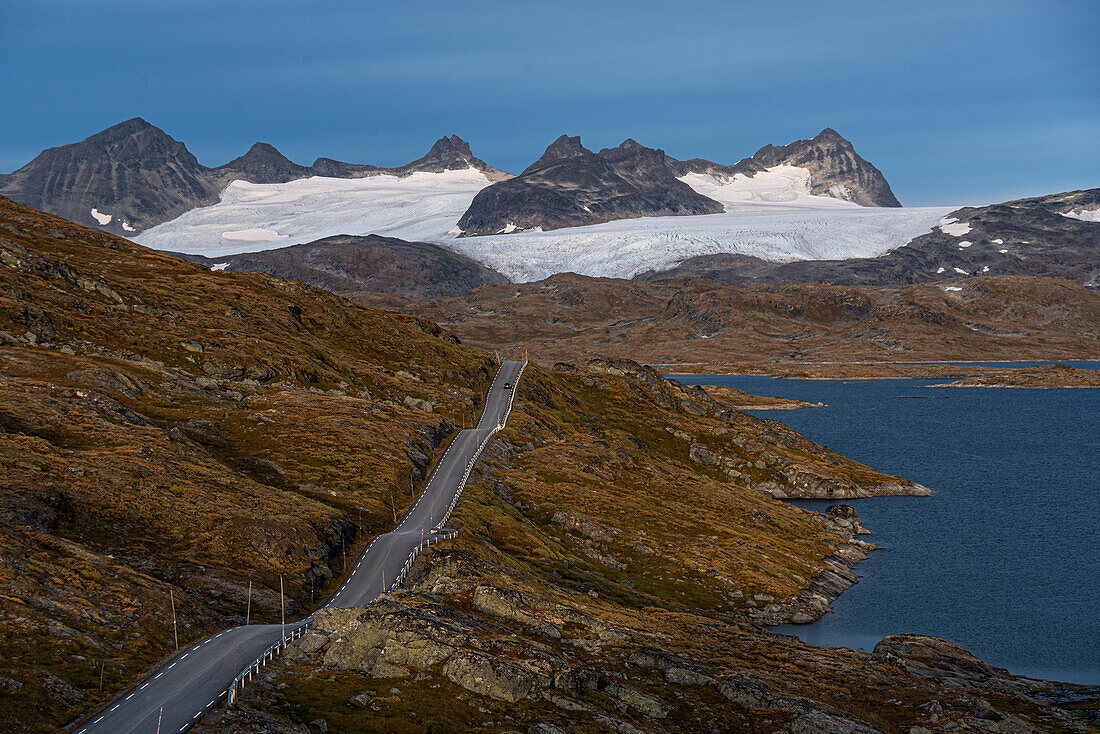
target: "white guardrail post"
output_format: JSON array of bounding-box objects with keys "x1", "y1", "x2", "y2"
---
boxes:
[{"x1": 227, "y1": 361, "x2": 526, "y2": 708}]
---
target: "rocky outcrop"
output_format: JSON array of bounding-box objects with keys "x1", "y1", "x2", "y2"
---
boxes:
[
  {"x1": 443, "y1": 650, "x2": 536, "y2": 702},
  {"x1": 189, "y1": 233, "x2": 507, "y2": 302},
  {"x1": 457, "y1": 136, "x2": 723, "y2": 235}
]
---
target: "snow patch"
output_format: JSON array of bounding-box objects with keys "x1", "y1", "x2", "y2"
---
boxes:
[
  {"x1": 210, "y1": 263, "x2": 230, "y2": 272},
  {"x1": 991, "y1": 238, "x2": 1003, "y2": 244},
  {"x1": 936, "y1": 267, "x2": 946, "y2": 273},
  {"x1": 1061, "y1": 208, "x2": 1100, "y2": 222},
  {"x1": 499, "y1": 223, "x2": 519, "y2": 234},
  {"x1": 999, "y1": 249, "x2": 1009, "y2": 253},
  {"x1": 221, "y1": 228, "x2": 289, "y2": 243},
  {"x1": 121, "y1": 221, "x2": 135, "y2": 232},
  {"x1": 827, "y1": 184, "x2": 853, "y2": 201},
  {"x1": 945, "y1": 286, "x2": 963, "y2": 291},
  {"x1": 938, "y1": 217, "x2": 971, "y2": 236},
  {"x1": 91, "y1": 208, "x2": 112, "y2": 225},
  {"x1": 954, "y1": 267, "x2": 969, "y2": 275},
  {"x1": 959, "y1": 241, "x2": 972, "y2": 248},
  {"x1": 982, "y1": 266, "x2": 989, "y2": 272}
]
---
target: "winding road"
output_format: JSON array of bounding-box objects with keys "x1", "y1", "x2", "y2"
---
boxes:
[{"x1": 72, "y1": 360, "x2": 525, "y2": 734}]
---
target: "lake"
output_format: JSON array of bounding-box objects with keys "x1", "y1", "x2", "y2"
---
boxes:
[{"x1": 673, "y1": 372, "x2": 1099, "y2": 684}]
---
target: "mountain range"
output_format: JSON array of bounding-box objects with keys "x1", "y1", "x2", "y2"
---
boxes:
[
  {"x1": 457, "y1": 128, "x2": 900, "y2": 235},
  {"x1": 0, "y1": 119, "x2": 898, "y2": 239},
  {"x1": 2, "y1": 119, "x2": 1096, "y2": 299},
  {"x1": 0, "y1": 119, "x2": 508, "y2": 236}
]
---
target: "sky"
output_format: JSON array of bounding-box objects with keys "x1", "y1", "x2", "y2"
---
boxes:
[{"x1": 0, "y1": 0, "x2": 1096, "y2": 206}]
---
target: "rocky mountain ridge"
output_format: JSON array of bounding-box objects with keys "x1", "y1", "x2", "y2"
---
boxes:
[
  {"x1": 0, "y1": 119, "x2": 509, "y2": 236},
  {"x1": 1, "y1": 120, "x2": 900, "y2": 242},
  {"x1": 456, "y1": 136, "x2": 724, "y2": 235},
  {"x1": 457, "y1": 128, "x2": 902, "y2": 235}
]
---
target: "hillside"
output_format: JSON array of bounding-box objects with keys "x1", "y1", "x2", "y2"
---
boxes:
[
  {"x1": 412, "y1": 273, "x2": 1100, "y2": 366},
  {"x1": 644, "y1": 188, "x2": 1100, "y2": 289},
  {"x1": 185, "y1": 234, "x2": 508, "y2": 302},
  {"x1": 0, "y1": 195, "x2": 499, "y2": 732},
  {"x1": 202, "y1": 358, "x2": 1089, "y2": 734},
  {"x1": 2, "y1": 198, "x2": 1093, "y2": 733}
]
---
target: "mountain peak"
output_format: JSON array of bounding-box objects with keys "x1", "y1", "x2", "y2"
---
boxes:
[
  {"x1": 428, "y1": 135, "x2": 473, "y2": 158},
  {"x1": 524, "y1": 135, "x2": 592, "y2": 174},
  {"x1": 217, "y1": 142, "x2": 310, "y2": 184},
  {"x1": 85, "y1": 117, "x2": 168, "y2": 144},
  {"x1": 812, "y1": 127, "x2": 851, "y2": 147},
  {"x1": 751, "y1": 129, "x2": 900, "y2": 207}
]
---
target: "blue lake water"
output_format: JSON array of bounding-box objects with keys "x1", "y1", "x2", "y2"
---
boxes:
[{"x1": 673, "y1": 373, "x2": 1099, "y2": 684}]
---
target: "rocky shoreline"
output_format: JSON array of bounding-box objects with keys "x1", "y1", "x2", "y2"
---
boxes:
[{"x1": 747, "y1": 504, "x2": 875, "y2": 627}]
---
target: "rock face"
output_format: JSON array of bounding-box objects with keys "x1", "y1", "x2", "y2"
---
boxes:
[
  {"x1": 457, "y1": 136, "x2": 724, "y2": 235},
  {"x1": 0, "y1": 118, "x2": 223, "y2": 235},
  {"x1": 641, "y1": 187, "x2": 1100, "y2": 288},
  {"x1": 750, "y1": 128, "x2": 901, "y2": 207},
  {"x1": 188, "y1": 234, "x2": 507, "y2": 302},
  {"x1": 0, "y1": 121, "x2": 509, "y2": 235}
]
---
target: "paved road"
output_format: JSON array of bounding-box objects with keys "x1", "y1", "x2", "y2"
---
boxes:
[{"x1": 73, "y1": 360, "x2": 525, "y2": 734}]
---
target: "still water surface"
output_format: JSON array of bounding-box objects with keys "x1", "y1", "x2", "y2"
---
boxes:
[{"x1": 673, "y1": 372, "x2": 1099, "y2": 684}]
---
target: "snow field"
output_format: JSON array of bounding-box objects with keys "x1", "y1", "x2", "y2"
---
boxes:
[{"x1": 138, "y1": 163, "x2": 955, "y2": 282}]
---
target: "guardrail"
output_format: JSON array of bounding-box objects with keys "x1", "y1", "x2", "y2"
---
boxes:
[
  {"x1": 225, "y1": 360, "x2": 525, "y2": 708},
  {"x1": 226, "y1": 622, "x2": 310, "y2": 705}
]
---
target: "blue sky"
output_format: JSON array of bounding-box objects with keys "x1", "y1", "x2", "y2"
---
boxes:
[{"x1": 1, "y1": 0, "x2": 1096, "y2": 205}]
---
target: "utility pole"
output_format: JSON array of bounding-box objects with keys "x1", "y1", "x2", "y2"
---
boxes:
[
  {"x1": 98, "y1": 661, "x2": 104, "y2": 690},
  {"x1": 169, "y1": 589, "x2": 178, "y2": 650},
  {"x1": 246, "y1": 580, "x2": 252, "y2": 625},
  {"x1": 279, "y1": 575, "x2": 285, "y2": 643}
]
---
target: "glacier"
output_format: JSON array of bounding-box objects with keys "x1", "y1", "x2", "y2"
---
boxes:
[
  {"x1": 137, "y1": 168, "x2": 494, "y2": 256},
  {"x1": 136, "y1": 164, "x2": 955, "y2": 282}
]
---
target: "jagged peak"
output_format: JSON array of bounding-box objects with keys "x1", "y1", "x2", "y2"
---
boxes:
[{"x1": 427, "y1": 135, "x2": 473, "y2": 157}]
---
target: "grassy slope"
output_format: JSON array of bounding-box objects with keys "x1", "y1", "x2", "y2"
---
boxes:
[
  {"x1": 232, "y1": 361, "x2": 1091, "y2": 733},
  {"x1": 411, "y1": 272, "x2": 1100, "y2": 366},
  {"x1": 0, "y1": 196, "x2": 494, "y2": 732}
]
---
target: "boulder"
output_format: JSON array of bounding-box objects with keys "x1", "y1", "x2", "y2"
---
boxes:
[
  {"x1": 689, "y1": 443, "x2": 718, "y2": 465},
  {"x1": 443, "y1": 650, "x2": 535, "y2": 703},
  {"x1": 403, "y1": 395, "x2": 434, "y2": 413},
  {"x1": 606, "y1": 680, "x2": 670, "y2": 718},
  {"x1": 348, "y1": 692, "x2": 373, "y2": 708},
  {"x1": 873, "y1": 634, "x2": 1027, "y2": 691}
]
